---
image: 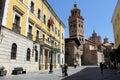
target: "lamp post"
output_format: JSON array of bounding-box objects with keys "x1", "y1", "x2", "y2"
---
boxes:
[
  {"x1": 49, "y1": 51, "x2": 53, "y2": 73},
  {"x1": 49, "y1": 39, "x2": 54, "y2": 73}
]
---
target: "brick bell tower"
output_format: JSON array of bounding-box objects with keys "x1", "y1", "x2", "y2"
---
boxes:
[{"x1": 68, "y1": 3, "x2": 84, "y2": 47}]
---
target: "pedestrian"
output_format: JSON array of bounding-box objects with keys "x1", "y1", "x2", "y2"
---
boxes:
[
  {"x1": 60, "y1": 65, "x2": 64, "y2": 76},
  {"x1": 64, "y1": 64, "x2": 68, "y2": 76},
  {"x1": 74, "y1": 62, "x2": 77, "y2": 68},
  {"x1": 100, "y1": 62, "x2": 103, "y2": 74}
]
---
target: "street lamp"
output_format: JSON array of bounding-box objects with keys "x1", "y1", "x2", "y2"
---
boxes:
[
  {"x1": 49, "y1": 38, "x2": 54, "y2": 73},
  {"x1": 49, "y1": 51, "x2": 53, "y2": 73}
]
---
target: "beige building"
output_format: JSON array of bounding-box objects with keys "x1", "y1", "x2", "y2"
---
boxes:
[
  {"x1": 0, "y1": 0, "x2": 65, "y2": 75},
  {"x1": 112, "y1": 0, "x2": 120, "y2": 49},
  {"x1": 111, "y1": 0, "x2": 120, "y2": 62}
]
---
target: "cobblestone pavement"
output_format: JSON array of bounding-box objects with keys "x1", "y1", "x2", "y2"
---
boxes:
[
  {"x1": 0, "y1": 66, "x2": 87, "y2": 80},
  {"x1": 62, "y1": 67, "x2": 120, "y2": 80}
]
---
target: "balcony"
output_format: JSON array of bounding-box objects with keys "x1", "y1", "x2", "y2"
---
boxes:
[
  {"x1": 35, "y1": 37, "x2": 40, "y2": 42},
  {"x1": 27, "y1": 32, "x2": 33, "y2": 40},
  {"x1": 12, "y1": 23, "x2": 21, "y2": 34},
  {"x1": 40, "y1": 38, "x2": 56, "y2": 48}
]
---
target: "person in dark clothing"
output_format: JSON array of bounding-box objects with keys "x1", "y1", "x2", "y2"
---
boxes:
[
  {"x1": 60, "y1": 65, "x2": 64, "y2": 76},
  {"x1": 74, "y1": 63, "x2": 77, "y2": 68},
  {"x1": 100, "y1": 62, "x2": 103, "y2": 74},
  {"x1": 64, "y1": 64, "x2": 68, "y2": 76}
]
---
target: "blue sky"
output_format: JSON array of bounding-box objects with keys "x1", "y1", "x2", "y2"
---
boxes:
[{"x1": 47, "y1": 0, "x2": 118, "y2": 43}]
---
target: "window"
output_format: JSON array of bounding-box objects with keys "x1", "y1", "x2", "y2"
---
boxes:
[
  {"x1": 43, "y1": 34, "x2": 45, "y2": 39},
  {"x1": 81, "y1": 25, "x2": 83, "y2": 28},
  {"x1": 35, "y1": 49, "x2": 38, "y2": 62},
  {"x1": 58, "y1": 30, "x2": 60, "y2": 36},
  {"x1": 0, "y1": 26, "x2": 1, "y2": 33},
  {"x1": 19, "y1": 0, "x2": 23, "y2": 2},
  {"x1": 14, "y1": 14, "x2": 21, "y2": 26},
  {"x1": 38, "y1": 9, "x2": 41, "y2": 19},
  {"x1": 72, "y1": 12, "x2": 74, "y2": 16},
  {"x1": 62, "y1": 33, "x2": 64, "y2": 39},
  {"x1": 52, "y1": 25, "x2": 54, "y2": 31},
  {"x1": 12, "y1": 12, "x2": 22, "y2": 33},
  {"x1": 11, "y1": 43, "x2": 17, "y2": 59},
  {"x1": 55, "y1": 27, "x2": 57, "y2": 34},
  {"x1": 0, "y1": 0, "x2": 2, "y2": 15},
  {"x1": 26, "y1": 48, "x2": 31, "y2": 61},
  {"x1": 36, "y1": 30, "x2": 39, "y2": 38},
  {"x1": 43, "y1": 14, "x2": 46, "y2": 24},
  {"x1": 27, "y1": 25, "x2": 33, "y2": 39},
  {"x1": 28, "y1": 25, "x2": 32, "y2": 34},
  {"x1": 74, "y1": 24, "x2": 76, "y2": 28},
  {"x1": 30, "y1": 1, "x2": 34, "y2": 13}
]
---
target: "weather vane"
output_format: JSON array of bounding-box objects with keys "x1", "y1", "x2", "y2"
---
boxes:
[{"x1": 75, "y1": 0, "x2": 76, "y2": 4}]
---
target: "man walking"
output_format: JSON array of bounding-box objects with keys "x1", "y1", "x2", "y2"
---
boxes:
[{"x1": 100, "y1": 62, "x2": 103, "y2": 74}]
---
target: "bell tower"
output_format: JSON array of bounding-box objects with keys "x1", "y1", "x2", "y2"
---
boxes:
[{"x1": 68, "y1": 3, "x2": 84, "y2": 44}]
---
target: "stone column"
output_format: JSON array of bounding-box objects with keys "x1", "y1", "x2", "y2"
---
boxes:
[
  {"x1": 46, "y1": 50, "x2": 49, "y2": 69},
  {"x1": 43, "y1": 49, "x2": 45, "y2": 70}
]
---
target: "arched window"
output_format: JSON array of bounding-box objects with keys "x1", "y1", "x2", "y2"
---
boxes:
[
  {"x1": 43, "y1": 14, "x2": 46, "y2": 24},
  {"x1": 35, "y1": 46, "x2": 38, "y2": 62},
  {"x1": 35, "y1": 50, "x2": 38, "y2": 62},
  {"x1": 11, "y1": 43, "x2": 17, "y2": 59},
  {"x1": 26, "y1": 48, "x2": 31, "y2": 61}
]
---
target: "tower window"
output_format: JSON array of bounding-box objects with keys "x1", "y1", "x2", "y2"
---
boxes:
[
  {"x1": 81, "y1": 25, "x2": 83, "y2": 28},
  {"x1": 74, "y1": 24, "x2": 76, "y2": 28},
  {"x1": 79, "y1": 24, "x2": 80, "y2": 27},
  {"x1": 72, "y1": 12, "x2": 74, "y2": 16}
]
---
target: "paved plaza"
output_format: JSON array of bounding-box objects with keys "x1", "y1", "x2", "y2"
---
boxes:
[
  {"x1": 0, "y1": 66, "x2": 86, "y2": 80},
  {"x1": 0, "y1": 66, "x2": 120, "y2": 80}
]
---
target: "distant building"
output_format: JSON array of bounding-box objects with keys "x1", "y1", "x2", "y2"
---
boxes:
[
  {"x1": 65, "y1": 3, "x2": 84, "y2": 66},
  {"x1": 82, "y1": 39, "x2": 104, "y2": 65},
  {"x1": 89, "y1": 30, "x2": 101, "y2": 44},
  {"x1": 82, "y1": 31, "x2": 104, "y2": 65},
  {"x1": 103, "y1": 38, "x2": 114, "y2": 64}
]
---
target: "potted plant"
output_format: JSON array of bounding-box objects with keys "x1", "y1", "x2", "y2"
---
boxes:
[{"x1": 0, "y1": 66, "x2": 7, "y2": 76}]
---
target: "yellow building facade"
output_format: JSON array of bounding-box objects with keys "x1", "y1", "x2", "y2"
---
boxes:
[
  {"x1": 0, "y1": 0, "x2": 65, "y2": 75},
  {"x1": 112, "y1": 0, "x2": 120, "y2": 49}
]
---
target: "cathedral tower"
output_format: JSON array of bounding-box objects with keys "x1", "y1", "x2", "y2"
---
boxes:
[{"x1": 68, "y1": 4, "x2": 84, "y2": 44}]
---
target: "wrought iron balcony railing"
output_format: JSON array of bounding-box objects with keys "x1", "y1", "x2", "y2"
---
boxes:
[
  {"x1": 39, "y1": 38, "x2": 56, "y2": 48},
  {"x1": 27, "y1": 32, "x2": 33, "y2": 40},
  {"x1": 12, "y1": 23, "x2": 21, "y2": 34}
]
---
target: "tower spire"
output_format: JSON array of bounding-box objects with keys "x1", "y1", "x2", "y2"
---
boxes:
[
  {"x1": 93, "y1": 26, "x2": 96, "y2": 33},
  {"x1": 75, "y1": 0, "x2": 76, "y2": 4},
  {"x1": 74, "y1": 0, "x2": 77, "y2": 8}
]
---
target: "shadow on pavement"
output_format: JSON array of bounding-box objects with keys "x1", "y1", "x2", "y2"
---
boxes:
[{"x1": 62, "y1": 67, "x2": 120, "y2": 80}]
